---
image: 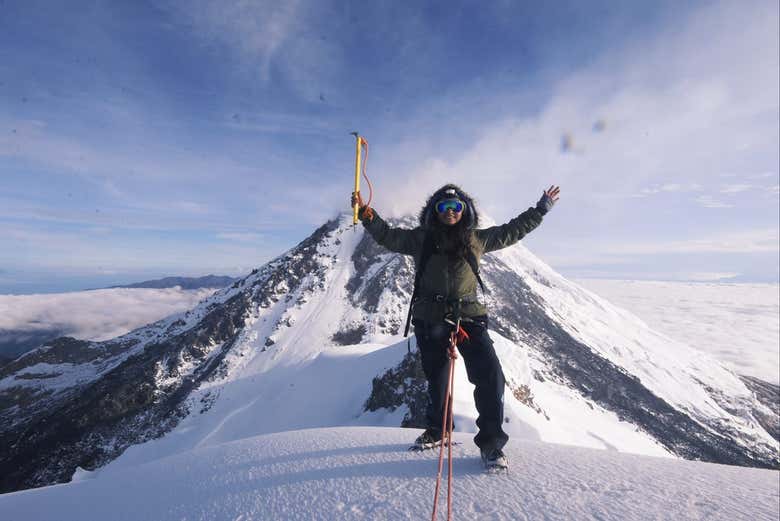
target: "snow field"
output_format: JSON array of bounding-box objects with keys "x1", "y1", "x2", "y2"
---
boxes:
[
  {"x1": 104, "y1": 328, "x2": 673, "y2": 477},
  {"x1": 1, "y1": 427, "x2": 776, "y2": 521}
]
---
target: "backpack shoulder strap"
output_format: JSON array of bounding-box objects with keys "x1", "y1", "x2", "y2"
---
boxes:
[
  {"x1": 404, "y1": 232, "x2": 436, "y2": 337},
  {"x1": 414, "y1": 233, "x2": 436, "y2": 288},
  {"x1": 464, "y1": 250, "x2": 486, "y2": 293}
]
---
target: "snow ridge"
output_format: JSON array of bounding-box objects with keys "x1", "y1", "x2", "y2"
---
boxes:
[{"x1": 1, "y1": 427, "x2": 777, "y2": 521}]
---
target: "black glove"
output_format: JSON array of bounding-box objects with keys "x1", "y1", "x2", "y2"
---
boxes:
[
  {"x1": 351, "y1": 192, "x2": 374, "y2": 222},
  {"x1": 535, "y1": 193, "x2": 555, "y2": 215}
]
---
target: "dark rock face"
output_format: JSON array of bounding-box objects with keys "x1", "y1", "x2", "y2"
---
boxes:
[
  {"x1": 740, "y1": 375, "x2": 780, "y2": 442},
  {"x1": 0, "y1": 328, "x2": 68, "y2": 362},
  {"x1": 364, "y1": 351, "x2": 428, "y2": 429},
  {"x1": 252, "y1": 221, "x2": 336, "y2": 309},
  {"x1": 346, "y1": 217, "x2": 415, "y2": 336},
  {"x1": 1, "y1": 337, "x2": 130, "y2": 380},
  {"x1": 0, "y1": 220, "x2": 341, "y2": 494},
  {"x1": 332, "y1": 325, "x2": 367, "y2": 346}
]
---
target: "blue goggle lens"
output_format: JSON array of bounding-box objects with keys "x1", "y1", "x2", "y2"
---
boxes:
[{"x1": 436, "y1": 199, "x2": 464, "y2": 214}]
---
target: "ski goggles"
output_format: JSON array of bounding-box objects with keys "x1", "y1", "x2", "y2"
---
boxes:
[{"x1": 435, "y1": 199, "x2": 465, "y2": 214}]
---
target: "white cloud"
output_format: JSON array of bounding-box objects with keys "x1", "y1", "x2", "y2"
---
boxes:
[
  {"x1": 541, "y1": 230, "x2": 779, "y2": 272},
  {"x1": 601, "y1": 229, "x2": 780, "y2": 255},
  {"x1": 638, "y1": 183, "x2": 704, "y2": 196},
  {"x1": 575, "y1": 278, "x2": 779, "y2": 383},
  {"x1": 0, "y1": 117, "x2": 260, "y2": 188},
  {"x1": 749, "y1": 172, "x2": 778, "y2": 179},
  {"x1": 0, "y1": 288, "x2": 216, "y2": 341},
  {"x1": 169, "y1": 0, "x2": 302, "y2": 83},
  {"x1": 695, "y1": 195, "x2": 734, "y2": 208},
  {"x1": 166, "y1": 0, "x2": 349, "y2": 103},
  {"x1": 681, "y1": 272, "x2": 740, "y2": 282},
  {"x1": 0, "y1": 223, "x2": 276, "y2": 275},
  {"x1": 222, "y1": 112, "x2": 337, "y2": 136},
  {"x1": 216, "y1": 232, "x2": 266, "y2": 243},
  {"x1": 719, "y1": 184, "x2": 753, "y2": 194},
  {"x1": 377, "y1": 1, "x2": 778, "y2": 234}
]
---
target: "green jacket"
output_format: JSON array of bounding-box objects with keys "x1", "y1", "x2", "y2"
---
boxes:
[{"x1": 360, "y1": 206, "x2": 544, "y2": 322}]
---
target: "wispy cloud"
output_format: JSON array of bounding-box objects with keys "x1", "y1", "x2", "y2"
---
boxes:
[
  {"x1": 0, "y1": 116, "x2": 261, "y2": 185},
  {"x1": 0, "y1": 223, "x2": 277, "y2": 276},
  {"x1": 541, "y1": 229, "x2": 779, "y2": 282},
  {"x1": 171, "y1": 0, "x2": 302, "y2": 82},
  {"x1": 719, "y1": 184, "x2": 753, "y2": 194},
  {"x1": 222, "y1": 112, "x2": 338, "y2": 136},
  {"x1": 216, "y1": 232, "x2": 266, "y2": 243},
  {"x1": 638, "y1": 183, "x2": 704, "y2": 196},
  {"x1": 356, "y1": 1, "x2": 779, "y2": 288},
  {"x1": 695, "y1": 195, "x2": 734, "y2": 208},
  {"x1": 164, "y1": 0, "x2": 352, "y2": 104},
  {"x1": 681, "y1": 272, "x2": 740, "y2": 282},
  {"x1": 377, "y1": 1, "x2": 778, "y2": 228},
  {"x1": 749, "y1": 172, "x2": 778, "y2": 179},
  {"x1": 602, "y1": 229, "x2": 779, "y2": 255}
]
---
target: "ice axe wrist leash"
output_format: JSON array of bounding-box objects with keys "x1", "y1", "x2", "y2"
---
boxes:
[{"x1": 350, "y1": 132, "x2": 373, "y2": 226}]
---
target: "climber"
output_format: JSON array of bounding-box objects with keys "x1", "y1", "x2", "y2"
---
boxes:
[{"x1": 351, "y1": 183, "x2": 560, "y2": 468}]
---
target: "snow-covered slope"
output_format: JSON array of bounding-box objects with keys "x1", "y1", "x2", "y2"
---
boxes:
[
  {"x1": 0, "y1": 426, "x2": 777, "y2": 521},
  {"x1": 0, "y1": 213, "x2": 777, "y2": 494}
]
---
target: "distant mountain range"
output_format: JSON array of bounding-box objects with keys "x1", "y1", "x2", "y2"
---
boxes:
[{"x1": 105, "y1": 275, "x2": 236, "y2": 290}]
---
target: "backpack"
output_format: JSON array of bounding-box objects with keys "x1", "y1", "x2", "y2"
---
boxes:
[{"x1": 403, "y1": 232, "x2": 486, "y2": 338}]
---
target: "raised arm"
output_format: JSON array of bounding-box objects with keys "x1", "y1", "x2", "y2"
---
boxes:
[
  {"x1": 476, "y1": 185, "x2": 560, "y2": 253},
  {"x1": 352, "y1": 193, "x2": 423, "y2": 255},
  {"x1": 476, "y1": 208, "x2": 543, "y2": 253}
]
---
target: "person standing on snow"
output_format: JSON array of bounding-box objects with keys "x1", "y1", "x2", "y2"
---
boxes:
[{"x1": 351, "y1": 183, "x2": 560, "y2": 469}]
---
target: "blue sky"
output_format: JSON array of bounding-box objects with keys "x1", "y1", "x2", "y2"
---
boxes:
[{"x1": 1, "y1": 0, "x2": 778, "y2": 293}]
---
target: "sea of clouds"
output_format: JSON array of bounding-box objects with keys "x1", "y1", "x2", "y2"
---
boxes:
[
  {"x1": 576, "y1": 279, "x2": 780, "y2": 384},
  {"x1": 0, "y1": 287, "x2": 216, "y2": 359}
]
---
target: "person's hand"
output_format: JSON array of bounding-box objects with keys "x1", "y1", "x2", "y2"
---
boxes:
[
  {"x1": 536, "y1": 185, "x2": 560, "y2": 215},
  {"x1": 351, "y1": 191, "x2": 374, "y2": 222}
]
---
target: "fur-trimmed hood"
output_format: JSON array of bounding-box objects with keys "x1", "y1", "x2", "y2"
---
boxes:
[{"x1": 418, "y1": 184, "x2": 480, "y2": 229}]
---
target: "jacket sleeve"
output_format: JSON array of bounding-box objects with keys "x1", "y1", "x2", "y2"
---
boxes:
[
  {"x1": 475, "y1": 207, "x2": 544, "y2": 253},
  {"x1": 360, "y1": 209, "x2": 423, "y2": 256}
]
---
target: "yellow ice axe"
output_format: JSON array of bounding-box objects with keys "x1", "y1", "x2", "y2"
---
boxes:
[{"x1": 350, "y1": 131, "x2": 365, "y2": 225}]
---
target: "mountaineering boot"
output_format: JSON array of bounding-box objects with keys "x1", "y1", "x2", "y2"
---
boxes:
[
  {"x1": 410, "y1": 428, "x2": 447, "y2": 451},
  {"x1": 481, "y1": 447, "x2": 509, "y2": 470}
]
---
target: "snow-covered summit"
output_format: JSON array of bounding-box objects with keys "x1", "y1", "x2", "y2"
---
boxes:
[
  {"x1": 0, "y1": 212, "x2": 777, "y2": 495},
  {"x1": 0, "y1": 426, "x2": 777, "y2": 521}
]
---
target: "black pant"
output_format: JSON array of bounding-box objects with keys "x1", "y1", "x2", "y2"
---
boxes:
[{"x1": 414, "y1": 315, "x2": 509, "y2": 452}]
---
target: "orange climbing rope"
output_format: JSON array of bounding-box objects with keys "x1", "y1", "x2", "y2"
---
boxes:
[{"x1": 431, "y1": 321, "x2": 469, "y2": 521}]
